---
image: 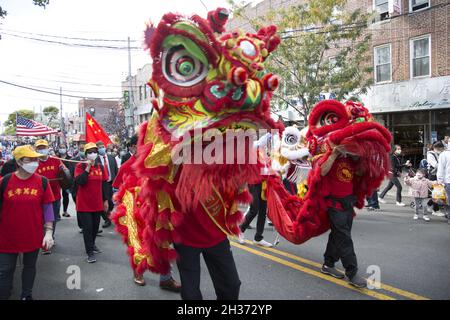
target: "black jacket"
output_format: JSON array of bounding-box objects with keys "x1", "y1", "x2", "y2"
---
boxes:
[
  {"x1": 0, "y1": 159, "x2": 17, "y2": 177},
  {"x1": 121, "y1": 152, "x2": 132, "y2": 165},
  {"x1": 99, "y1": 154, "x2": 118, "y2": 182},
  {"x1": 391, "y1": 153, "x2": 407, "y2": 177}
]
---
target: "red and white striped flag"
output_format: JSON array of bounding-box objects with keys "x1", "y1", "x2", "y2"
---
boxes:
[{"x1": 16, "y1": 114, "x2": 58, "y2": 136}]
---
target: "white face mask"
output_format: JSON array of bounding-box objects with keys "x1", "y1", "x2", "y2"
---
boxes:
[
  {"x1": 21, "y1": 161, "x2": 39, "y2": 174},
  {"x1": 37, "y1": 149, "x2": 49, "y2": 156},
  {"x1": 87, "y1": 153, "x2": 98, "y2": 161}
]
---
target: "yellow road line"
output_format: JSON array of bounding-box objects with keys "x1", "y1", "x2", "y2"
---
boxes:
[
  {"x1": 231, "y1": 239, "x2": 430, "y2": 300},
  {"x1": 230, "y1": 241, "x2": 395, "y2": 300}
]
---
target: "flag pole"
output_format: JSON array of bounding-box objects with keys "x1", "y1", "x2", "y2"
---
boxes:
[{"x1": 15, "y1": 111, "x2": 18, "y2": 141}]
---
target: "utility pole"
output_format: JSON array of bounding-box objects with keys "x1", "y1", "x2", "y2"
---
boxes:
[
  {"x1": 60, "y1": 86, "x2": 64, "y2": 144},
  {"x1": 127, "y1": 36, "x2": 135, "y2": 137}
]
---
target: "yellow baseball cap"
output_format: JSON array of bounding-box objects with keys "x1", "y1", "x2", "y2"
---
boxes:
[
  {"x1": 34, "y1": 139, "x2": 49, "y2": 147},
  {"x1": 13, "y1": 145, "x2": 44, "y2": 161},
  {"x1": 84, "y1": 142, "x2": 98, "y2": 152}
]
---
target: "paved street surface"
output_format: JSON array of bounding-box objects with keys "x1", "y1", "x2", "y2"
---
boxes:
[{"x1": 10, "y1": 185, "x2": 450, "y2": 300}]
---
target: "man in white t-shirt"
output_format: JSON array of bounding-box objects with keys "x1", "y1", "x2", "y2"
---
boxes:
[{"x1": 436, "y1": 149, "x2": 450, "y2": 224}]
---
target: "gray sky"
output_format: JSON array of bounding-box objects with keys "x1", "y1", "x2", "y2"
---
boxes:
[{"x1": 0, "y1": 0, "x2": 241, "y2": 126}]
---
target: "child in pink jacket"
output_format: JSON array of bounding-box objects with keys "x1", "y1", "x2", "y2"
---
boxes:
[{"x1": 404, "y1": 169, "x2": 434, "y2": 221}]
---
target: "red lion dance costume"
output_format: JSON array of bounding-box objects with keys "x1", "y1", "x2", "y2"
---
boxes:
[{"x1": 113, "y1": 8, "x2": 392, "y2": 277}]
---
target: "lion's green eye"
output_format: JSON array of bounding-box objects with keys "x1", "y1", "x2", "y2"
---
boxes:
[
  {"x1": 177, "y1": 58, "x2": 194, "y2": 76},
  {"x1": 163, "y1": 46, "x2": 208, "y2": 87}
]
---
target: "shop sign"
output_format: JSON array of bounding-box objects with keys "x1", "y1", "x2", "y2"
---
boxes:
[{"x1": 361, "y1": 75, "x2": 450, "y2": 113}]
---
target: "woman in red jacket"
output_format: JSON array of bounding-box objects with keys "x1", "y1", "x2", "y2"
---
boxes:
[{"x1": 74, "y1": 143, "x2": 108, "y2": 263}]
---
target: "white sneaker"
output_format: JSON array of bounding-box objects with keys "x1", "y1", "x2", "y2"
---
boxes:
[
  {"x1": 423, "y1": 215, "x2": 430, "y2": 222},
  {"x1": 413, "y1": 214, "x2": 419, "y2": 220},
  {"x1": 432, "y1": 211, "x2": 445, "y2": 217},
  {"x1": 237, "y1": 233, "x2": 245, "y2": 244},
  {"x1": 253, "y1": 239, "x2": 273, "y2": 248},
  {"x1": 396, "y1": 202, "x2": 406, "y2": 207},
  {"x1": 378, "y1": 198, "x2": 386, "y2": 204}
]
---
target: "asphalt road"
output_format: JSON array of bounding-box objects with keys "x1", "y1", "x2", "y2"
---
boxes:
[{"x1": 9, "y1": 186, "x2": 450, "y2": 300}]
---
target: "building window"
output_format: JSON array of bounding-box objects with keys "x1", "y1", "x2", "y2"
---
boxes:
[
  {"x1": 374, "y1": 0, "x2": 390, "y2": 21},
  {"x1": 409, "y1": 0, "x2": 430, "y2": 12},
  {"x1": 139, "y1": 86, "x2": 143, "y2": 101},
  {"x1": 374, "y1": 44, "x2": 392, "y2": 83},
  {"x1": 410, "y1": 35, "x2": 431, "y2": 78}
]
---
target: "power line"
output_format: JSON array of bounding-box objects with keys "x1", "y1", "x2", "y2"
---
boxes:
[
  {"x1": 2, "y1": 94, "x2": 79, "y2": 105},
  {"x1": 0, "y1": 79, "x2": 122, "y2": 100},
  {"x1": 3, "y1": 82, "x2": 120, "y2": 95},
  {"x1": 199, "y1": 0, "x2": 208, "y2": 11},
  {"x1": 0, "y1": 32, "x2": 142, "y2": 50},
  {"x1": 3, "y1": 74, "x2": 136, "y2": 89},
  {"x1": 232, "y1": 1, "x2": 450, "y2": 35},
  {"x1": 0, "y1": 28, "x2": 139, "y2": 42}
]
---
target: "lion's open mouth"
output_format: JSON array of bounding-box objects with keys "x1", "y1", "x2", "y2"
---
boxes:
[{"x1": 328, "y1": 121, "x2": 392, "y2": 158}]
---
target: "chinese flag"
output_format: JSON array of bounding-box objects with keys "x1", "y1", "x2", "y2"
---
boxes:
[{"x1": 85, "y1": 113, "x2": 113, "y2": 146}]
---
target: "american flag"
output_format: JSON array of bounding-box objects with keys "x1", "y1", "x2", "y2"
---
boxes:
[{"x1": 16, "y1": 114, "x2": 59, "y2": 136}]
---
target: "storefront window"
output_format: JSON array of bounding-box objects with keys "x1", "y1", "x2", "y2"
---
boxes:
[
  {"x1": 391, "y1": 111, "x2": 429, "y2": 125},
  {"x1": 393, "y1": 125, "x2": 425, "y2": 166},
  {"x1": 431, "y1": 109, "x2": 450, "y2": 142},
  {"x1": 390, "y1": 111, "x2": 429, "y2": 167}
]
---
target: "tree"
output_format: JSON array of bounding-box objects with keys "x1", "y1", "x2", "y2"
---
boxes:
[
  {"x1": 1, "y1": 0, "x2": 49, "y2": 19},
  {"x1": 228, "y1": 0, "x2": 373, "y2": 120},
  {"x1": 43, "y1": 106, "x2": 60, "y2": 129},
  {"x1": 104, "y1": 106, "x2": 127, "y2": 144},
  {"x1": 4, "y1": 110, "x2": 36, "y2": 135}
]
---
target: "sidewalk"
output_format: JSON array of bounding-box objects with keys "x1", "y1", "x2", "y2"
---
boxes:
[
  {"x1": 378, "y1": 178, "x2": 412, "y2": 204},
  {"x1": 366, "y1": 178, "x2": 449, "y2": 221}
]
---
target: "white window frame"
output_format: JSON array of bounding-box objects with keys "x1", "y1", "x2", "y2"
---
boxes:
[
  {"x1": 374, "y1": 44, "x2": 392, "y2": 84},
  {"x1": 410, "y1": 34, "x2": 431, "y2": 79},
  {"x1": 373, "y1": 0, "x2": 390, "y2": 22},
  {"x1": 409, "y1": 0, "x2": 430, "y2": 13}
]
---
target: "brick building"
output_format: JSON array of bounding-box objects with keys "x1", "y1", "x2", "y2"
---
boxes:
[
  {"x1": 360, "y1": 0, "x2": 450, "y2": 165},
  {"x1": 228, "y1": 0, "x2": 450, "y2": 164}
]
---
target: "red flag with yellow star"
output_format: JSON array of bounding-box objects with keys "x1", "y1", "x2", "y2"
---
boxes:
[{"x1": 85, "y1": 112, "x2": 112, "y2": 146}]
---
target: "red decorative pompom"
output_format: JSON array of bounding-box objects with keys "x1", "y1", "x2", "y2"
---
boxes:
[
  {"x1": 228, "y1": 67, "x2": 248, "y2": 86},
  {"x1": 262, "y1": 73, "x2": 279, "y2": 91}
]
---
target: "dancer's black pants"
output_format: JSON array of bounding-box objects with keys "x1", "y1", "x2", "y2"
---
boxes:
[
  {"x1": 174, "y1": 240, "x2": 241, "y2": 300},
  {"x1": 324, "y1": 206, "x2": 358, "y2": 278},
  {"x1": 240, "y1": 183, "x2": 267, "y2": 242}
]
